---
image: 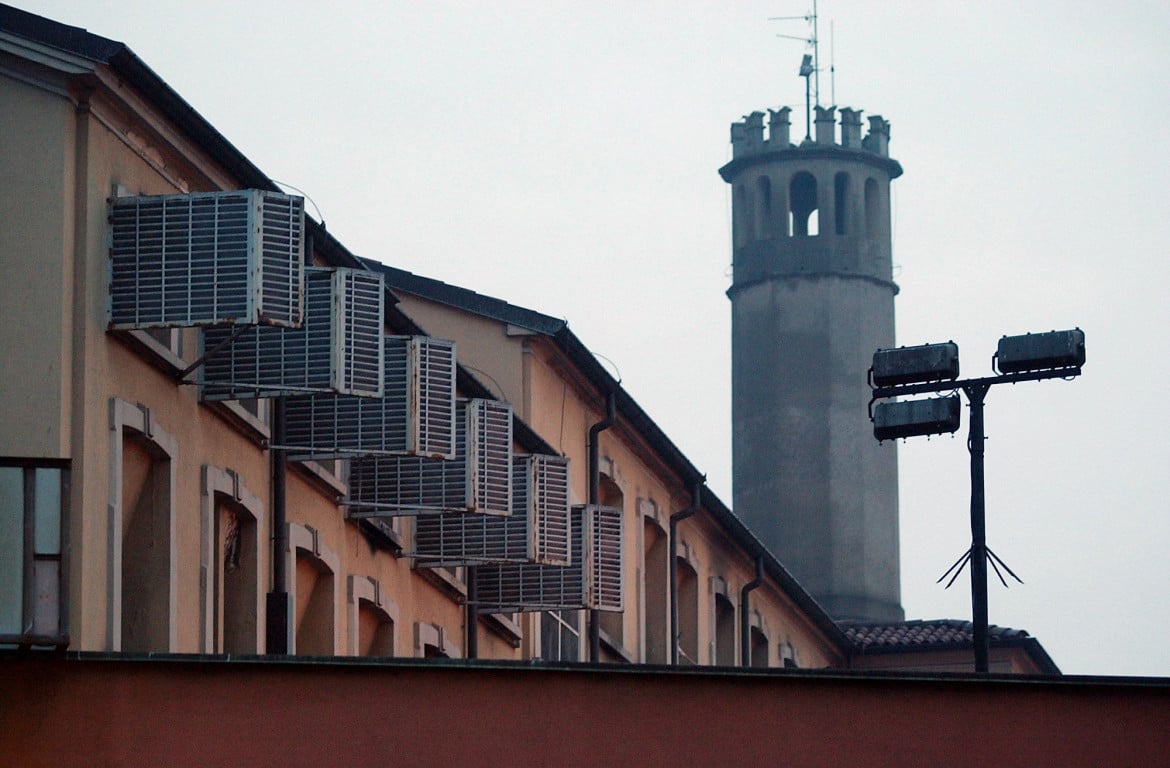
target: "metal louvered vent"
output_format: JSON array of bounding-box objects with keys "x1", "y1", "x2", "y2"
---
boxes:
[
  {"x1": 108, "y1": 190, "x2": 303, "y2": 329},
  {"x1": 473, "y1": 504, "x2": 623, "y2": 613},
  {"x1": 588, "y1": 502, "x2": 624, "y2": 611},
  {"x1": 345, "y1": 398, "x2": 512, "y2": 517},
  {"x1": 201, "y1": 267, "x2": 383, "y2": 400},
  {"x1": 468, "y1": 399, "x2": 513, "y2": 515},
  {"x1": 281, "y1": 336, "x2": 455, "y2": 459},
  {"x1": 412, "y1": 454, "x2": 570, "y2": 567},
  {"x1": 412, "y1": 337, "x2": 458, "y2": 456}
]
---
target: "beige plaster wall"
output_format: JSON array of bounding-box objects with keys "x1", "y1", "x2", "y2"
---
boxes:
[{"x1": 0, "y1": 73, "x2": 71, "y2": 458}]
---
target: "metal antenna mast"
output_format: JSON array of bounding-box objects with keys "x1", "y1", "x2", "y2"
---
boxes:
[
  {"x1": 771, "y1": 1, "x2": 821, "y2": 134},
  {"x1": 829, "y1": 19, "x2": 835, "y2": 106}
]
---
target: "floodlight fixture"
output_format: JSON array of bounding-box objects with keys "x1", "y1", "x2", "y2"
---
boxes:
[
  {"x1": 867, "y1": 323, "x2": 1084, "y2": 674},
  {"x1": 799, "y1": 53, "x2": 814, "y2": 77},
  {"x1": 995, "y1": 329, "x2": 1085, "y2": 374},
  {"x1": 873, "y1": 395, "x2": 962, "y2": 442},
  {"x1": 871, "y1": 342, "x2": 960, "y2": 388}
]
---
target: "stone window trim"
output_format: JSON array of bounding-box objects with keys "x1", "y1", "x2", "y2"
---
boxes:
[
  {"x1": 749, "y1": 609, "x2": 772, "y2": 667},
  {"x1": 347, "y1": 574, "x2": 399, "y2": 657},
  {"x1": 673, "y1": 538, "x2": 701, "y2": 665},
  {"x1": 638, "y1": 496, "x2": 664, "y2": 529},
  {"x1": 284, "y1": 522, "x2": 340, "y2": 655},
  {"x1": 674, "y1": 537, "x2": 699, "y2": 571},
  {"x1": 639, "y1": 504, "x2": 669, "y2": 665},
  {"x1": 709, "y1": 576, "x2": 738, "y2": 667},
  {"x1": 749, "y1": 608, "x2": 770, "y2": 638},
  {"x1": 414, "y1": 620, "x2": 461, "y2": 659},
  {"x1": 107, "y1": 397, "x2": 177, "y2": 652},
  {"x1": 199, "y1": 465, "x2": 265, "y2": 653}
]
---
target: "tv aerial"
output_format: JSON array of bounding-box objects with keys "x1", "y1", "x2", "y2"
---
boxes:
[{"x1": 770, "y1": 1, "x2": 836, "y2": 141}]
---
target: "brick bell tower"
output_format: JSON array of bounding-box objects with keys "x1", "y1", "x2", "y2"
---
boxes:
[{"x1": 721, "y1": 105, "x2": 904, "y2": 622}]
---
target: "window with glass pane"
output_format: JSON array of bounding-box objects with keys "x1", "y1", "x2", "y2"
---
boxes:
[
  {"x1": 0, "y1": 459, "x2": 68, "y2": 648},
  {"x1": 540, "y1": 610, "x2": 580, "y2": 662}
]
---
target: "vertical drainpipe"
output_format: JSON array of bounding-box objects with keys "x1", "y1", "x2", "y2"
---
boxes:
[
  {"x1": 669, "y1": 479, "x2": 703, "y2": 665},
  {"x1": 739, "y1": 556, "x2": 765, "y2": 667},
  {"x1": 266, "y1": 398, "x2": 290, "y2": 654},
  {"x1": 587, "y1": 390, "x2": 616, "y2": 662},
  {"x1": 466, "y1": 565, "x2": 478, "y2": 659}
]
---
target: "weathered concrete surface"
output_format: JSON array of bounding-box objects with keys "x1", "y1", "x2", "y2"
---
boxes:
[{"x1": 723, "y1": 108, "x2": 904, "y2": 621}]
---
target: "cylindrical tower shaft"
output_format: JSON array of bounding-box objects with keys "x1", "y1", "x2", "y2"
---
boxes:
[{"x1": 722, "y1": 106, "x2": 904, "y2": 622}]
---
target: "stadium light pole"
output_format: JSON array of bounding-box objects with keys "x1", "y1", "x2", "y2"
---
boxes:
[{"x1": 869, "y1": 330, "x2": 1085, "y2": 673}]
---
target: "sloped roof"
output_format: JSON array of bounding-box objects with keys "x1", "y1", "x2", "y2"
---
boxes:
[
  {"x1": 844, "y1": 619, "x2": 1060, "y2": 673},
  {"x1": 366, "y1": 262, "x2": 567, "y2": 336}
]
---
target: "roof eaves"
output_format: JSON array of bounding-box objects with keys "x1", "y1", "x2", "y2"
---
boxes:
[
  {"x1": 362, "y1": 259, "x2": 567, "y2": 336},
  {"x1": 0, "y1": 4, "x2": 122, "y2": 62}
]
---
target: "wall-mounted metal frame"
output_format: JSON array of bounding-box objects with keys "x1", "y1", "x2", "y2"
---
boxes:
[
  {"x1": 200, "y1": 267, "x2": 384, "y2": 400},
  {"x1": 344, "y1": 398, "x2": 512, "y2": 517},
  {"x1": 412, "y1": 454, "x2": 571, "y2": 567},
  {"x1": 280, "y1": 336, "x2": 456, "y2": 460},
  {"x1": 473, "y1": 504, "x2": 624, "y2": 613},
  {"x1": 108, "y1": 190, "x2": 304, "y2": 330}
]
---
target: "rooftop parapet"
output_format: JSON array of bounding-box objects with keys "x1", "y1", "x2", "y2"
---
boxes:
[{"x1": 729, "y1": 106, "x2": 892, "y2": 159}]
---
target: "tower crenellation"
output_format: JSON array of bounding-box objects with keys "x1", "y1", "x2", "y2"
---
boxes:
[{"x1": 729, "y1": 105, "x2": 892, "y2": 158}]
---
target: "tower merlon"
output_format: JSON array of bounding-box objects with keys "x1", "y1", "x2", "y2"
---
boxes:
[
  {"x1": 839, "y1": 108, "x2": 863, "y2": 149},
  {"x1": 728, "y1": 106, "x2": 893, "y2": 160},
  {"x1": 862, "y1": 115, "x2": 891, "y2": 157},
  {"x1": 730, "y1": 111, "x2": 767, "y2": 158},
  {"x1": 768, "y1": 107, "x2": 792, "y2": 150},
  {"x1": 814, "y1": 105, "x2": 836, "y2": 145}
]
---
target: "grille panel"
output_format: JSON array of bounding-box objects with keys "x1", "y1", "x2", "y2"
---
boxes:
[
  {"x1": 108, "y1": 190, "x2": 302, "y2": 329},
  {"x1": 412, "y1": 454, "x2": 570, "y2": 566},
  {"x1": 201, "y1": 267, "x2": 383, "y2": 399},
  {"x1": 281, "y1": 336, "x2": 453, "y2": 459},
  {"x1": 345, "y1": 398, "x2": 512, "y2": 516},
  {"x1": 474, "y1": 504, "x2": 623, "y2": 612}
]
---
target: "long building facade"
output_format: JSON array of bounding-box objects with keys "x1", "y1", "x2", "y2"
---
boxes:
[{"x1": 1, "y1": 4, "x2": 1055, "y2": 679}]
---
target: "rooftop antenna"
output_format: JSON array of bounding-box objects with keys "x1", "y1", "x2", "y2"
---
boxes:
[
  {"x1": 770, "y1": 2, "x2": 821, "y2": 141},
  {"x1": 799, "y1": 53, "x2": 814, "y2": 141},
  {"x1": 829, "y1": 19, "x2": 835, "y2": 106},
  {"x1": 770, "y1": 0, "x2": 820, "y2": 106}
]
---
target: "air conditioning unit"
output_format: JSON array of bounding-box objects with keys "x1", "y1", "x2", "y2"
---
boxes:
[
  {"x1": 200, "y1": 266, "x2": 383, "y2": 399},
  {"x1": 281, "y1": 336, "x2": 456, "y2": 459},
  {"x1": 108, "y1": 190, "x2": 303, "y2": 329},
  {"x1": 345, "y1": 398, "x2": 512, "y2": 516},
  {"x1": 473, "y1": 504, "x2": 624, "y2": 613},
  {"x1": 412, "y1": 454, "x2": 571, "y2": 566}
]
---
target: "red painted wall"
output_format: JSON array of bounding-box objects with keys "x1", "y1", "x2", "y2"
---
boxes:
[{"x1": 2, "y1": 654, "x2": 1167, "y2": 767}]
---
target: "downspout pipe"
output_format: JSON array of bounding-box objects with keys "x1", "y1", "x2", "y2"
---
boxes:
[
  {"x1": 669, "y1": 479, "x2": 703, "y2": 665},
  {"x1": 266, "y1": 398, "x2": 290, "y2": 653},
  {"x1": 587, "y1": 390, "x2": 616, "y2": 663},
  {"x1": 740, "y1": 556, "x2": 765, "y2": 667},
  {"x1": 466, "y1": 566, "x2": 478, "y2": 660}
]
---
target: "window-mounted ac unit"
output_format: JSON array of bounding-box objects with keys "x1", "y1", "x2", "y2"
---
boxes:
[
  {"x1": 200, "y1": 266, "x2": 383, "y2": 399},
  {"x1": 412, "y1": 453, "x2": 570, "y2": 567},
  {"x1": 473, "y1": 504, "x2": 624, "y2": 613},
  {"x1": 344, "y1": 398, "x2": 512, "y2": 516},
  {"x1": 108, "y1": 190, "x2": 303, "y2": 329},
  {"x1": 281, "y1": 336, "x2": 456, "y2": 459}
]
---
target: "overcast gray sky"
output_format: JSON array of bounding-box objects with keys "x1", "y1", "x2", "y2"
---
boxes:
[{"x1": 18, "y1": 0, "x2": 1169, "y2": 676}]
